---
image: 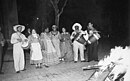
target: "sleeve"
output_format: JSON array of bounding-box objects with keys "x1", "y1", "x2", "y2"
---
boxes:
[
  {"x1": 22, "y1": 34, "x2": 27, "y2": 40},
  {"x1": 83, "y1": 30, "x2": 89, "y2": 41},
  {"x1": 28, "y1": 35, "x2": 32, "y2": 44},
  {"x1": 70, "y1": 32, "x2": 75, "y2": 40},
  {"x1": 11, "y1": 33, "x2": 19, "y2": 44}
]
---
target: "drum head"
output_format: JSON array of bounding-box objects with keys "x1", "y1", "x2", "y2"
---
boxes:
[{"x1": 21, "y1": 41, "x2": 29, "y2": 49}]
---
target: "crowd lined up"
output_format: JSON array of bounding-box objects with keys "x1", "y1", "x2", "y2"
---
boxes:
[{"x1": 0, "y1": 22, "x2": 101, "y2": 74}]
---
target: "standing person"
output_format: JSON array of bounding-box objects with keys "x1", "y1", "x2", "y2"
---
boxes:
[
  {"x1": 87, "y1": 22, "x2": 101, "y2": 62},
  {"x1": 28, "y1": 29, "x2": 43, "y2": 69},
  {"x1": 70, "y1": 23, "x2": 88, "y2": 63},
  {"x1": 26, "y1": 28, "x2": 34, "y2": 65},
  {"x1": 50, "y1": 25, "x2": 61, "y2": 60},
  {"x1": 25, "y1": 28, "x2": 31, "y2": 37},
  {"x1": 40, "y1": 28, "x2": 59, "y2": 67},
  {"x1": 60, "y1": 27, "x2": 73, "y2": 62},
  {"x1": 0, "y1": 27, "x2": 5, "y2": 74},
  {"x1": 11, "y1": 25, "x2": 27, "y2": 73}
]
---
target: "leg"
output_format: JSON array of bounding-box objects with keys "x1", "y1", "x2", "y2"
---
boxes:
[
  {"x1": 93, "y1": 41, "x2": 98, "y2": 61},
  {"x1": 19, "y1": 50, "x2": 25, "y2": 71},
  {"x1": 30, "y1": 50, "x2": 34, "y2": 65},
  {"x1": 79, "y1": 44, "x2": 85, "y2": 61},
  {"x1": 13, "y1": 50, "x2": 20, "y2": 72},
  {"x1": 73, "y1": 41, "x2": 79, "y2": 62},
  {"x1": 87, "y1": 44, "x2": 93, "y2": 61}
]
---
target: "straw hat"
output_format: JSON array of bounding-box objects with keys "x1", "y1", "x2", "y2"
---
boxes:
[
  {"x1": 13, "y1": 25, "x2": 25, "y2": 32},
  {"x1": 72, "y1": 23, "x2": 82, "y2": 30}
]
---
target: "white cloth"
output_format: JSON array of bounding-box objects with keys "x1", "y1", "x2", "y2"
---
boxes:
[
  {"x1": 11, "y1": 33, "x2": 27, "y2": 72},
  {"x1": 73, "y1": 41, "x2": 85, "y2": 61},
  {"x1": 31, "y1": 43, "x2": 43, "y2": 60},
  {"x1": 70, "y1": 30, "x2": 88, "y2": 61},
  {"x1": 70, "y1": 30, "x2": 88, "y2": 41}
]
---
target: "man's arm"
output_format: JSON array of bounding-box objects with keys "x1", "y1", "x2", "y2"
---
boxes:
[{"x1": 10, "y1": 33, "x2": 19, "y2": 44}]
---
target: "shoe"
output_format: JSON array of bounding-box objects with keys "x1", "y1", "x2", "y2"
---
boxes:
[
  {"x1": 74, "y1": 61, "x2": 77, "y2": 63},
  {"x1": 45, "y1": 65, "x2": 49, "y2": 68},
  {"x1": 0, "y1": 71, "x2": 4, "y2": 74},
  {"x1": 21, "y1": 69, "x2": 26, "y2": 71},
  {"x1": 81, "y1": 60, "x2": 86, "y2": 62},
  {"x1": 16, "y1": 71, "x2": 20, "y2": 73}
]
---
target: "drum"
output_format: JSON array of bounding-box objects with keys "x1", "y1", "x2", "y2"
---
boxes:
[
  {"x1": 88, "y1": 33, "x2": 100, "y2": 44},
  {"x1": 77, "y1": 34, "x2": 87, "y2": 45},
  {"x1": 21, "y1": 41, "x2": 29, "y2": 49}
]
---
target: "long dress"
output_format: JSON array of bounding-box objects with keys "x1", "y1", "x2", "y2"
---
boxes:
[
  {"x1": 60, "y1": 32, "x2": 73, "y2": 62},
  {"x1": 40, "y1": 32, "x2": 59, "y2": 65},
  {"x1": 28, "y1": 34, "x2": 43, "y2": 64},
  {"x1": 50, "y1": 31, "x2": 61, "y2": 58}
]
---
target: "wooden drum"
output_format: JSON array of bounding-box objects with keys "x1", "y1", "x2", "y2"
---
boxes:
[
  {"x1": 77, "y1": 34, "x2": 87, "y2": 45},
  {"x1": 21, "y1": 40, "x2": 30, "y2": 49},
  {"x1": 88, "y1": 33, "x2": 100, "y2": 44}
]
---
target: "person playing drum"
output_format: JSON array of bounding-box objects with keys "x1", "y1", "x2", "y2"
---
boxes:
[
  {"x1": 70, "y1": 23, "x2": 88, "y2": 63},
  {"x1": 11, "y1": 25, "x2": 27, "y2": 73},
  {"x1": 87, "y1": 22, "x2": 101, "y2": 62}
]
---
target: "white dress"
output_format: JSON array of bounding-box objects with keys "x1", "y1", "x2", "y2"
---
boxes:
[{"x1": 28, "y1": 34, "x2": 43, "y2": 64}]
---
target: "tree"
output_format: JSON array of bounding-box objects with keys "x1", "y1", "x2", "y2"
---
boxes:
[{"x1": 49, "y1": 0, "x2": 68, "y2": 27}]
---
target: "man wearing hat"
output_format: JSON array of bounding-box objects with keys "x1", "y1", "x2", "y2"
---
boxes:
[
  {"x1": 11, "y1": 25, "x2": 27, "y2": 73},
  {"x1": 70, "y1": 23, "x2": 88, "y2": 63}
]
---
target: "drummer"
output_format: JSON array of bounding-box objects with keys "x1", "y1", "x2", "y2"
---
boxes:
[
  {"x1": 11, "y1": 25, "x2": 27, "y2": 73},
  {"x1": 87, "y1": 22, "x2": 100, "y2": 62},
  {"x1": 70, "y1": 23, "x2": 88, "y2": 63}
]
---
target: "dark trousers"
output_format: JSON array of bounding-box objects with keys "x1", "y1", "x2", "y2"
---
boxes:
[
  {"x1": 87, "y1": 41, "x2": 98, "y2": 61},
  {"x1": 0, "y1": 45, "x2": 3, "y2": 71}
]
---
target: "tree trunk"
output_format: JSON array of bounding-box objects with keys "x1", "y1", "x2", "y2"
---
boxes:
[{"x1": 55, "y1": 13, "x2": 60, "y2": 27}]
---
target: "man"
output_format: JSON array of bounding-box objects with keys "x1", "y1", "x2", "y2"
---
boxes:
[
  {"x1": 0, "y1": 27, "x2": 5, "y2": 74},
  {"x1": 87, "y1": 22, "x2": 100, "y2": 62},
  {"x1": 11, "y1": 25, "x2": 27, "y2": 73},
  {"x1": 70, "y1": 23, "x2": 88, "y2": 63}
]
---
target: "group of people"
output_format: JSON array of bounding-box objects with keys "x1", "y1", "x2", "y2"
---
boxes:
[{"x1": 0, "y1": 22, "x2": 101, "y2": 74}]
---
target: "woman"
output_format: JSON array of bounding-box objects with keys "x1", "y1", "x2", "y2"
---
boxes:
[
  {"x1": 28, "y1": 29, "x2": 43, "y2": 68},
  {"x1": 50, "y1": 25, "x2": 61, "y2": 60},
  {"x1": 60, "y1": 28, "x2": 73, "y2": 62},
  {"x1": 40, "y1": 28, "x2": 60, "y2": 66}
]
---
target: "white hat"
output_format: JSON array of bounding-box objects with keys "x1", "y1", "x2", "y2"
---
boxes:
[
  {"x1": 72, "y1": 23, "x2": 82, "y2": 30},
  {"x1": 13, "y1": 25, "x2": 25, "y2": 32}
]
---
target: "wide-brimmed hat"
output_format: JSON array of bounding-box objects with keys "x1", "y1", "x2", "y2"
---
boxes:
[
  {"x1": 52, "y1": 25, "x2": 57, "y2": 28},
  {"x1": 13, "y1": 25, "x2": 25, "y2": 32},
  {"x1": 72, "y1": 23, "x2": 82, "y2": 30}
]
